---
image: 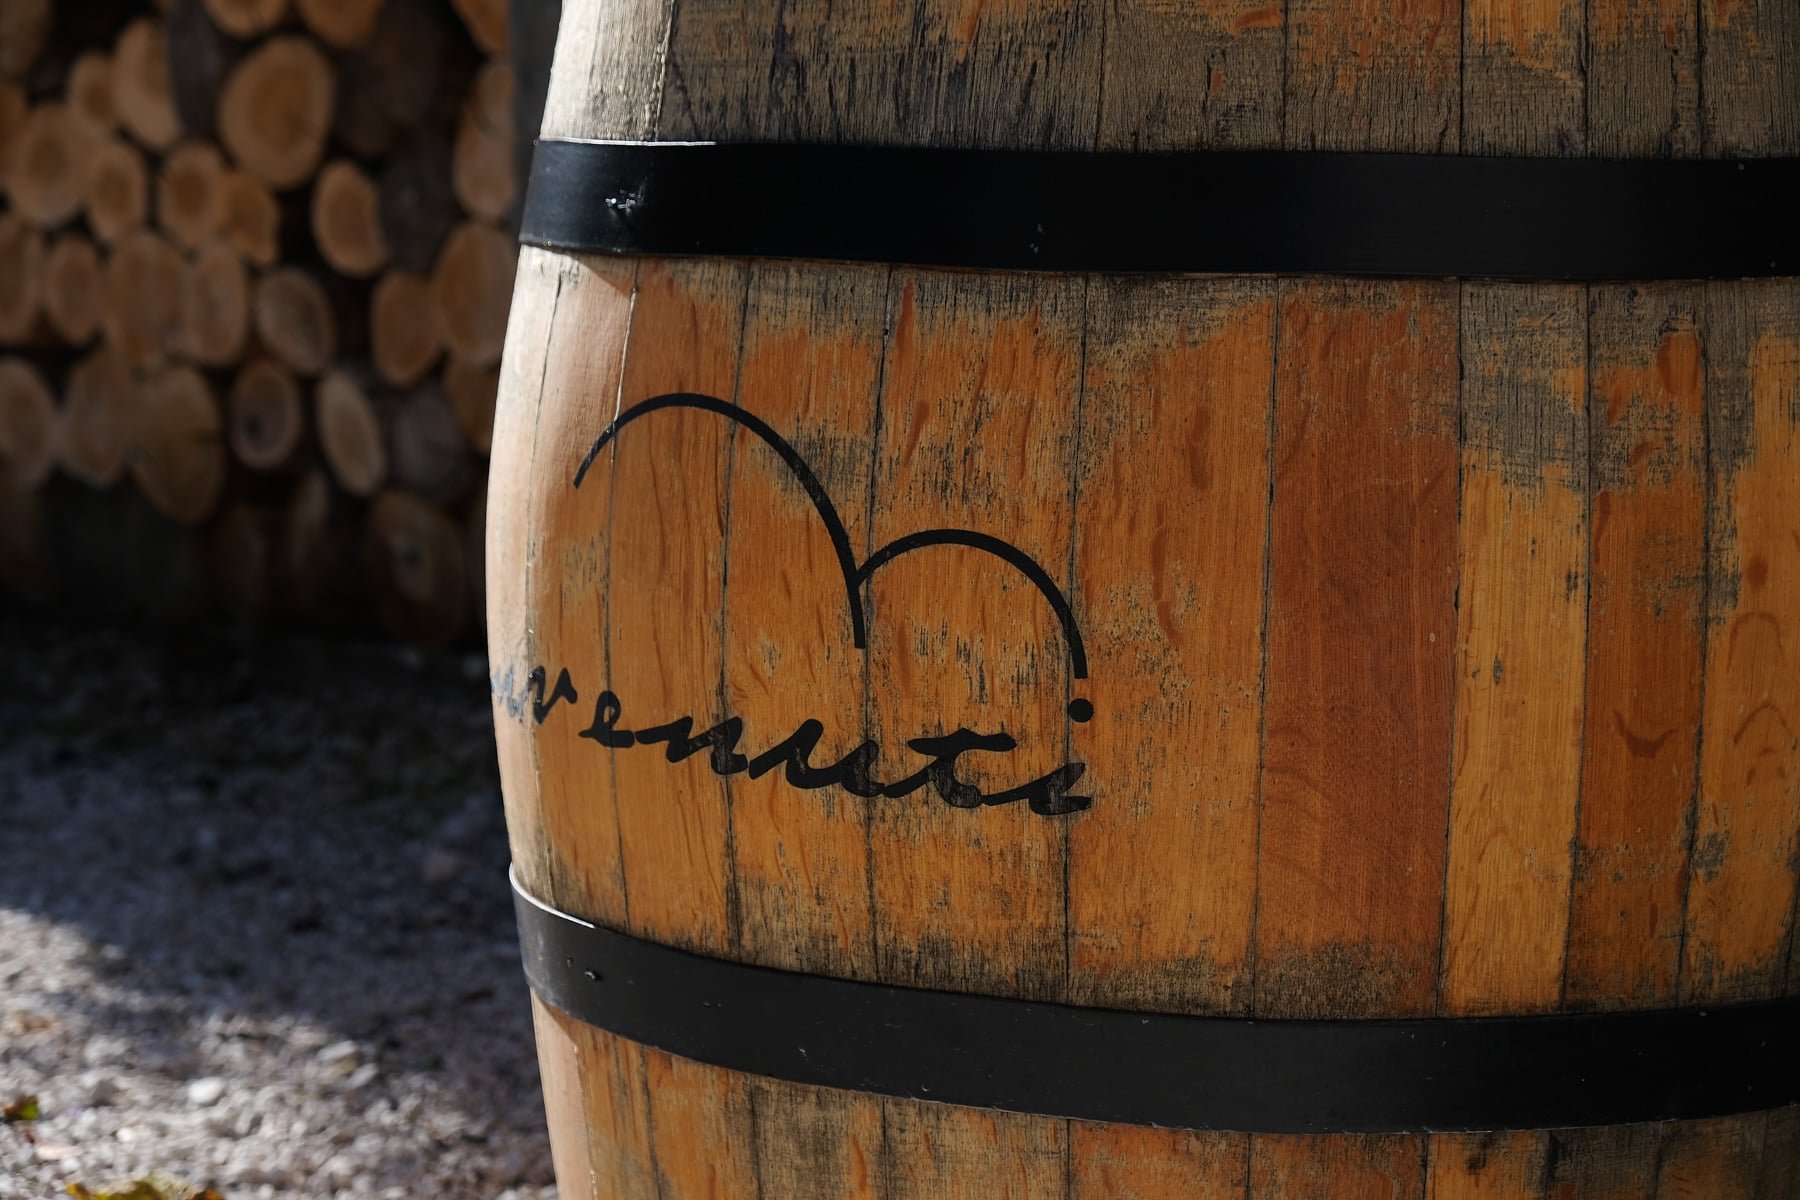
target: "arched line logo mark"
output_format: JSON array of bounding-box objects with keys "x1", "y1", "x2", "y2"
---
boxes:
[{"x1": 574, "y1": 391, "x2": 1089, "y2": 681}]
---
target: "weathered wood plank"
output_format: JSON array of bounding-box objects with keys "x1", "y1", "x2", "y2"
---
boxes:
[
  {"x1": 1564, "y1": 286, "x2": 1706, "y2": 1012},
  {"x1": 1439, "y1": 282, "x2": 1587, "y2": 1016}
]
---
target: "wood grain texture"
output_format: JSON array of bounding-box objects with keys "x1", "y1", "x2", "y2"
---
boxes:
[
  {"x1": 1285, "y1": 0, "x2": 1458, "y2": 151},
  {"x1": 1439, "y1": 283, "x2": 1587, "y2": 1016},
  {"x1": 1251, "y1": 1132, "x2": 1425, "y2": 1200},
  {"x1": 1563, "y1": 286, "x2": 1706, "y2": 1012},
  {"x1": 1097, "y1": 0, "x2": 1283, "y2": 151},
  {"x1": 725, "y1": 263, "x2": 886, "y2": 980},
  {"x1": 1069, "y1": 1123, "x2": 1247, "y2": 1200},
  {"x1": 1067, "y1": 276, "x2": 1270, "y2": 1016},
  {"x1": 864, "y1": 270, "x2": 1083, "y2": 1000},
  {"x1": 1256, "y1": 279, "x2": 1460, "y2": 1020},
  {"x1": 1425, "y1": 1131, "x2": 1546, "y2": 1200},
  {"x1": 1685, "y1": 282, "x2": 1800, "y2": 1004},
  {"x1": 1586, "y1": 0, "x2": 1700, "y2": 157}
]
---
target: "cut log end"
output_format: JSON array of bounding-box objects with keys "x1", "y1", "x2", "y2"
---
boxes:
[
  {"x1": 182, "y1": 239, "x2": 252, "y2": 366},
  {"x1": 312, "y1": 158, "x2": 390, "y2": 277},
  {"x1": 295, "y1": 0, "x2": 385, "y2": 49},
  {"x1": 0, "y1": 0, "x2": 52, "y2": 83},
  {"x1": 389, "y1": 383, "x2": 475, "y2": 506},
  {"x1": 371, "y1": 271, "x2": 442, "y2": 386},
  {"x1": 67, "y1": 52, "x2": 117, "y2": 140},
  {"x1": 157, "y1": 141, "x2": 227, "y2": 250},
  {"x1": 41, "y1": 234, "x2": 104, "y2": 346},
  {"x1": 363, "y1": 489, "x2": 468, "y2": 645},
  {"x1": 103, "y1": 230, "x2": 187, "y2": 368},
  {"x1": 10, "y1": 104, "x2": 90, "y2": 229},
  {"x1": 84, "y1": 137, "x2": 150, "y2": 245},
  {"x1": 217, "y1": 169, "x2": 281, "y2": 266},
  {"x1": 443, "y1": 356, "x2": 498, "y2": 456},
  {"x1": 218, "y1": 36, "x2": 336, "y2": 190},
  {"x1": 60, "y1": 345, "x2": 135, "y2": 488},
  {"x1": 430, "y1": 222, "x2": 516, "y2": 369},
  {"x1": 0, "y1": 214, "x2": 45, "y2": 345},
  {"x1": 316, "y1": 368, "x2": 385, "y2": 496},
  {"x1": 254, "y1": 267, "x2": 338, "y2": 376},
  {"x1": 114, "y1": 18, "x2": 183, "y2": 152},
  {"x1": 130, "y1": 364, "x2": 226, "y2": 526},
  {"x1": 0, "y1": 357, "x2": 57, "y2": 491},
  {"x1": 228, "y1": 358, "x2": 307, "y2": 472},
  {"x1": 202, "y1": 0, "x2": 292, "y2": 40}
]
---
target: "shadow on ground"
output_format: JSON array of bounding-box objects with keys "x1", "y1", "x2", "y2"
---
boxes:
[{"x1": 0, "y1": 619, "x2": 553, "y2": 1199}]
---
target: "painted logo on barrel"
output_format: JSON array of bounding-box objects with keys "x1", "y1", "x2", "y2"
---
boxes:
[{"x1": 495, "y1": 392, "x2": 1093, "y2": 816}]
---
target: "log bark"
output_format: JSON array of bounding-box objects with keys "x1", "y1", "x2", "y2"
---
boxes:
[
  {"x1": 130, "y1": 363, "x2": 226, "y2": 526},
  {"x1": 59, "y1": 344, "x2": 134, "y2": 488},
  {"x1": 450, "y1": 0, "x2": 508, "y2": 56},
  {"x1": 315, "y1": 366, "x2": 385, "y2": 495},
  {"x1": 0, "y1": 213, "x2": 45, "y2": 345},
  {"x1": 311, "y1": 158, "x2": 389, "y2": 277},
  {"x1": 452, "y1": 61, "x2": 516, "y2": 222},
  {"x1": 295, "y1": 0, "x2": 384, "y2": 50},
  {"x1": 0, "y1": 357, "x2": 56, "y2": 490},
  {"x1": 112, "y1": 18, "x2": 183, "y2": 152},
  {"x1": 8, "y1": 104, "x2": 90, "y2": 229},
  {"x1": 377, "y1": 129, "x2": 456, "y2": 272},
  {"x1": 157, "y1": 141, "x2": 227, "y2": 249},
  {"x1": 202, "y1": 0, "x2": 291, "y2": 40},
  {"x1": 165, "y1": 0, "x2": 238, "y2": 139},
  {"x1": 429, "y1": 221, "x2": 516, "y2": 368},
  {"x1": 370, "y1": 271, "x2": 442, "y2": 386},
  {"x1": 103, "y1": 230, "x2": 186, "y2": 367},
  {"x1": 41, "y1": 233, "x2": 104, "y2": 346},
  {"x1": 253, "y1": 266, "x2": 337, "y2": 375},
  {"x1": 389, "y1": 383, "x2": 475, "y2": 505},
  {"x1": 0, "y1": 0, "x2": 51, "y2": 83},
  {"x1": 84, "y1": 136, "x2": 150, "y2": 245},
  {"x1": 181, "y1": 238, "x2": 252, "y2": 366},
  {"x1": 362, "y1": 488, "x2": 468, "y2": 645},
  {"x1": 443, "y1": 356, "x2": 498, "y2": 455},
  {"x1": 66, "y1": 52, "x2": 117, "y2": 140},
  {"x1": 217, "y1": 168, "x2": 280, "y2": 265},
  {"x1": 218, "y1": 36, "x2": 335, "y2": 189},
  {"x1": 227, "y1": 358, "x2": 307, "y2": 472}
]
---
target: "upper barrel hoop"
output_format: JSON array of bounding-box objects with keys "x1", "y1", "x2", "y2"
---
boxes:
[{"x1": 520, "y1": 139, "x2": 1800, "y2": 282}]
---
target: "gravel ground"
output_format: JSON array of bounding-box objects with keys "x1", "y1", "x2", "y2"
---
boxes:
[{"x1": 0, "y1": 620, "x2": 556, "y2": 1200}]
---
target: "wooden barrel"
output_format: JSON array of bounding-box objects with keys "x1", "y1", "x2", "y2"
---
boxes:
[{"x1": 490, "y1": 2, "x2": 1800, "y2": 1195}]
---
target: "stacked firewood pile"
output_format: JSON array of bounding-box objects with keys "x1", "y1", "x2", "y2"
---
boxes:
[{"x1": 0, "y1": 0, "x2": 518, "y2": 644}]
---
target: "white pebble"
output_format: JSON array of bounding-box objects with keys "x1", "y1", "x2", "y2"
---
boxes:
[{"x1": 186, "y1": 1077, "x2": 226, "y2": 1106}]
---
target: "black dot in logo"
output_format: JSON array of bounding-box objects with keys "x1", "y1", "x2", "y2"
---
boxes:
[{"x1": 1067, "y1": 698, "x2": 1094, "y2": 723}]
